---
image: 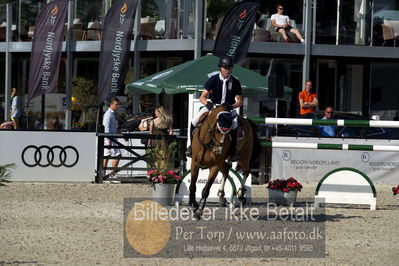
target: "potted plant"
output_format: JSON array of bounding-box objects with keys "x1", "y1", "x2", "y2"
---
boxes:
[
  {"x1": 392, "y1": 185, "x2": 399, "y2": 196},
  {"x1": 0, "y1": 163, "x2": 15, "y2": 186},
  {"x1": 266, "y1": 177, "x2": 303, "y2": 205},
  {"x1": 147, "y1": 141, "x2": 180, "y2": 206}
]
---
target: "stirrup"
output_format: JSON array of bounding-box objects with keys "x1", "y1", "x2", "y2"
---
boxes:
[{"x1": 185, "y1": 145, "x2": 192, "y2": 158}]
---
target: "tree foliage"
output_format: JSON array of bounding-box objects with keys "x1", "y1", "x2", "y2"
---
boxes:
[{"x1": 72, "y1": 77, "x2": 97, "y2": 112}]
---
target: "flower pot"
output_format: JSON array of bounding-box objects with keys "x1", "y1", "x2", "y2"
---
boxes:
[
  {"x1": 268, "y1": 188, "x2": 298, "y2": 206},
  {"x1": 152, "y1": 183, "x2": 176, "y2": 206}
]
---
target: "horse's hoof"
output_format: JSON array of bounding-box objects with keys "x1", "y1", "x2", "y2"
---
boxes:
[
  {"x1": 194, "y1": 210, "x2": 202, "y2": 220},
  {"x1": 217, "y1": 189, "x2": 225, "y2": 198},
  {"x1": 219, "y1": 197, "x2": 227, "y2": 207},
  {"x1": 193, "y1": 213, "x2": 201, "y2": 220},
  {"x1": 237, "y1": 187, "x2": 247, "y2": 200}
]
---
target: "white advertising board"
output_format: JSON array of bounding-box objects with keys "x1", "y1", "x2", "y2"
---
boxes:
[
  {"x1": 271, "y1": 136, "x2": 399, "y2": 184},
  {"x1": 0, "y1": 131, "x2": 96, "y2": 182}
]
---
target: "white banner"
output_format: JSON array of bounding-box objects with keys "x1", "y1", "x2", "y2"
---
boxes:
[
  {"x1": 271, "y1": 136, "x2": 399, "y2": 184},
  {"x1": 0, "y1": 131, "x2": 96, "y2": 182}
]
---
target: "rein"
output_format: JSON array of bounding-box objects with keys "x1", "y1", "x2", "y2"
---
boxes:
[{"x1": 197, "y1": 109, "x2": 228, "y2": 161}]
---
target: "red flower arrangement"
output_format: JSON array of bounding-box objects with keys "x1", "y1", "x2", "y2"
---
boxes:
[
  {"x1": 392, "y1": 185, "x2": 399, "y2": 196},
  {"x1": 266, "y1": 177, "x2": 303, "y2": 192},
  {"x1": 147, "y1": 170, "x2": 180, "y2": 186}
]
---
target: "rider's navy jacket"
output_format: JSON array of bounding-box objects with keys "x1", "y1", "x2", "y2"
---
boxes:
[{"x1": 204, "y1": 73, "x2": 243, "y2": 105}]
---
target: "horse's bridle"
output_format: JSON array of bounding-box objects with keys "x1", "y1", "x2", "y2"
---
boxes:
[{"x1": 197, "y1": 108, "x2": 230, "y2": 157}]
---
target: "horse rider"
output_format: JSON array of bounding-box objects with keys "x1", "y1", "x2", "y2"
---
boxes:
[{"x1": 186, "y1": 55, "x2": 243, "y2": 161}]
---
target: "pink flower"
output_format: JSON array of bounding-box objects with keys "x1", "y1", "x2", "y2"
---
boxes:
[
  {"x1": 148, "y1": 170, "x2": 156, "y2": 176},
  {"x1": 267, "y1": 177, "x2": 302, "y2": 192}
]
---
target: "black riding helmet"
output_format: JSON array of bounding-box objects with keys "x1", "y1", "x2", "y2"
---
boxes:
[{"x1": 218, "y1": 55, "x2": 234, "y2": 68}]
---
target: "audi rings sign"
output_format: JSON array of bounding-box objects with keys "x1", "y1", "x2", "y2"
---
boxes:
[{"x1": 0, "y1": 131, "x2": 96, "y2": 181}]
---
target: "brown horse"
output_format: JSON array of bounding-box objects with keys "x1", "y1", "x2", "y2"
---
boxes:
[{"x1": 189, "y1": 105, "x2": 259, "y2": 219}]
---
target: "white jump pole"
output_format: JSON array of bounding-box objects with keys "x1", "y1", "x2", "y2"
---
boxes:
[{"x1": 249, "y1": 117, "x2": 399, "y2": 129}]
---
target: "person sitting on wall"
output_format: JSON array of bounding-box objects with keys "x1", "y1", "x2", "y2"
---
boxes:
[
  {"x1": 271, "y1": 4, "x2": 305, "y2": 43},
  {"x1": 0, "y1": 121, "x2": 14, "y2": 129}
]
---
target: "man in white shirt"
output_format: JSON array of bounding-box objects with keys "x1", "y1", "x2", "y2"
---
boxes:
[
  {"x1": 271, "y1": 5, "x2": 305, "y2": 43},
  {"x1": 103, "y1": 97, "x2": 121, "y2": 183}
]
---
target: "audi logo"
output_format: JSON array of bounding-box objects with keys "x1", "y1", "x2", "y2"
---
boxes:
[{"x1": 21, "y1": 145, "x2": 79, "y2": 168}]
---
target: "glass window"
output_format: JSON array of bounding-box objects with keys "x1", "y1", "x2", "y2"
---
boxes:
[
  {"x1": 0, "y1": 54, "x2": 4, "y2": 122},
  {"x1": 370, "y1": 62, "x2": 399, "y2": 120},
  {"x1": 315, "y1": 0, "x2": 337, "y2": 44},
  {"x1": 316, "y1": 60, "x2": 337, "y2": 110},
  {"x1": 204, "y1": 0, "x2": 234, "y2": 40},
  {"x1": 372, "y1": 0, "x2": 399, "y2": 46},
  {"x1": 245, "y1": 57, "x2": 302, "y2": 117},
  {"x1": 339, "y1": 0, "x2": 371, "y2": 45},
  {"x1": 17, "y1": 0, "x2": 47, "y2": 42},
  {"x1": 142, "y1": 0, "x2": 162, "y2": 39},
  {"x1": 0, "y1": 4, "x2": 6, "y2": 42}
]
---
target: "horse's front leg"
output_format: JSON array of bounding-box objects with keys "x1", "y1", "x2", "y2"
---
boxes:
[
  {"x1": 189, "y1": 165, "x2": 200, "y2": 210},
  {"x1": 194, "y1": 166, "x2": 219, "y2": 220},
  {"x1": 237, "y1": 171, "x2": 249, "y2": 206},
  {"x1": 217, "y1": 162, "x2": 231, "y2": 207}
]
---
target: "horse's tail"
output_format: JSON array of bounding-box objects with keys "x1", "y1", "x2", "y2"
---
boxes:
[{"x1": 247, "y1": 119, "x2": 261, "y2": 169}]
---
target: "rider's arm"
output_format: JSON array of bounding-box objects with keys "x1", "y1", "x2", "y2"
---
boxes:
[
  {"x1": 200, "y1": 90, "x2": 210, "y2": 105},
  {"x1": 232, "y1": 95, "x2": 243, "y2": 109},
  {"x1": 302, "y1": 97, "x2": 319, "y2": 108}
]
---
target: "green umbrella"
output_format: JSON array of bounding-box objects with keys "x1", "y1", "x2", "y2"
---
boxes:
[{"x1": 125, "y1": 53, "x2": 292, "y2": 101}]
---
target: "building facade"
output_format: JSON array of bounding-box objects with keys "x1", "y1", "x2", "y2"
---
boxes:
[{"x1": 1, "y1": 0, "x2": 399, "y2": 131}]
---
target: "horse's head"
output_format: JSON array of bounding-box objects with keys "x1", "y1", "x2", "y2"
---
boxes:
[{"x1": 207, "y1": 105, "x2": 235, "y2": 134}]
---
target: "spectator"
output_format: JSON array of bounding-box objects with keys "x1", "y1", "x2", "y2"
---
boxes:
[
  {"x1": 271, "y1": 4, "x2": 305, "y2": 43},
  {"x1": 0, "y1": 121, "x2": 14, "y2": 129},
  {"x1": 315, "y1": 106, "x2": 336, "y2": 137},
  {"x1": 148, "y1": 106, "x2": 173, "y2": 148},
  {"x1": 103, "y1": 98, "x2": 121, "y2": 184},
  {"x1": 10, "y1": 88, "x2": 21, "y2": 129},
  {"x1": 298, "y1": 80, "x2": 318, "y2": 115}
]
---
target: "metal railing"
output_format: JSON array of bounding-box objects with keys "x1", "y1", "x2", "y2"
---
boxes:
[{"x1": 96, "y1": 132, "x2": 187, "y2": 183}]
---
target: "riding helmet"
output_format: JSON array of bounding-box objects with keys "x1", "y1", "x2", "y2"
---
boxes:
[{"x1": 218, "y1": 55, "x2": 234, "y2": 68}]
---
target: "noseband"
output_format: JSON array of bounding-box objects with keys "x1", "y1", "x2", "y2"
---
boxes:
[{"x1": 197, "y1": 109, "x2": 233, "y2": 157}]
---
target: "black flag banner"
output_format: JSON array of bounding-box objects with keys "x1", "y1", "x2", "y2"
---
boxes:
[
  {"x1": 97, "y1": 0, "x2": 138, "y2": 105},
  {"x1": 213, "y1": 0, "x2": 260, "y2": 65},
  {"x1": 27, "y1": 0, "x2": 68, "y2": 102}
]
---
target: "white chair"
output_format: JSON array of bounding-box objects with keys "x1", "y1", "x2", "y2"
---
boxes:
[{"x1": 155, "y1": 19, "x2": 165, "y2": 37}]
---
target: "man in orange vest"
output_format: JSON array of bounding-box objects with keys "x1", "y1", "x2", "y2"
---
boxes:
[{"x1": 298, "y1": 80, "x2": 318, "y2": 115}]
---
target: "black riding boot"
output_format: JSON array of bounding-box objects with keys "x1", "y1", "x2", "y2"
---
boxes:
[
  {"x1": 229, "y1": 129, "x2": 240, "y2": 162},
  {"x1": 185, "y1": 124, "x2": 195, "y2": 158}
]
